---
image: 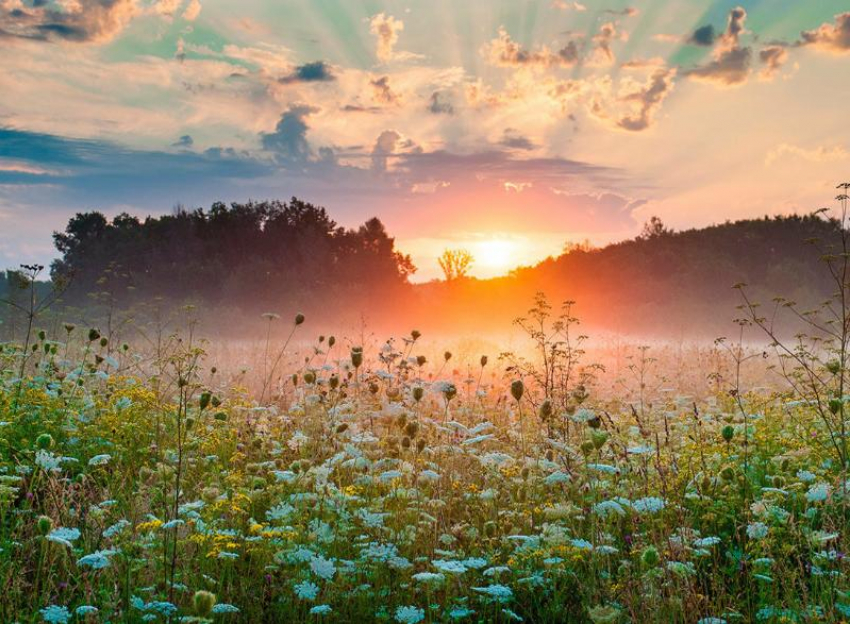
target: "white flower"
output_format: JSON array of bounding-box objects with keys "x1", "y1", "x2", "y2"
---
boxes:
[
  {"x1": 87, "y1": 454, "x2": 112, "y2": 467},
  {"x1": 632, "y1": 497, "x2": 666, "y2": 514},
  {"x1": 77, "y1": 549, "x2": 116, "y2": 569},
  {"x1": 747, "y1": 522, "x2": 769, "y2": 540},
  {"x1": 806, "y1": 483, "x2": 831, "y2": 503},
  {"x1": 472, "y1": 584, "x2": 514, "y2": 602},
  {"x1": 47, "y1": 527, "x2": 80, "y2": 548},
  {"x1": 294, "y1": 580, "x2": 320, "y2": 601},
  {"x1": 693, "y1": 536, "x2": 722, "y2": 548},
  {"x1": 433, "y1": 559, "x2": 467, "y2": 574},
  {"x1": 310, "y1": 555, "x2": 336, "y2": 580},
  {"x1": 394, "y1": 605, "x2": 425, "y2": 624}
]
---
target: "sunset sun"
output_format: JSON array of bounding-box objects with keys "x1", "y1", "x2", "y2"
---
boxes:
[{"x1": 473, "y1": 238, "x2": 517, "y2": 271}]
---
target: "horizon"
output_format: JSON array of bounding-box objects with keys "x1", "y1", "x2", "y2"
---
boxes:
[{"x1": 2, "y1": 2, "x2": 850, "y2": 280}]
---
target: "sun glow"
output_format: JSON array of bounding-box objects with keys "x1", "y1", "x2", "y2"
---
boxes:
[{"x1": 473, "y1": 238, "x2": 517, "y2": 271}]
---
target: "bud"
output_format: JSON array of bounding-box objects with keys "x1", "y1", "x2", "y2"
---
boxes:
[
  {"x1": 720, "y1": 465, "x2": 735, "y2": 482},
  {"x1": 773, "y1": 475, "x2": 785, "y2": 488},
  {"x1": 829, "y1": 399, "x2": 842, "y2": 415},
  {"x1": 88, "y1": 328, "x2": 101, "y2": 342},
  {"x1": 193, "y1": 590, "x2": 216, "y2": 617},
  {"x1": 36, "y1": 433, "x2": 54, "y2": 450},
  {"x1": 587, "y1": 415, "x2": 601, "y2": 429},
  {"x1": 416, "y1": 355, "x2": 427, "y2": 367},
  {"x1": 721, "y1": 425, "x2": 734, "y2": 442},
  {"x1": 214, "y1": 412, "x2": 228, "y2": 422},
  {"x1": 444, "y1": 351, "x2": 452, "y2": 362},
  {"x1": 63, "y1": 323, "x2": 76, "y2": 334},
  {"x1": 328, "y1": 336, "x2": 336, "y2": 348},
  {"x1": 369, "y1": 382, "x2": 379, "y2": 394},
  {"x1": 185, "y1": 416, "x2": 196, "y2": 430},
  {"x1": 411, "y1": 330, "x2": 421, "y2": 341},
  {"x1": 827, "y1": 360, "x2": 842, "y2": 374},
  {"x1": 336, "y1": 423, "x2": 349, "y2": 434},
  {"x1": 329, "y1": 375, "x2": 340, "y2": 390},
  {"x1": 510, "y1": 380, "x2": 524, "y2": 402},
  {"x1": 412, "y1": 387, "x2": 424, "y2": 402},
  {"x1": 640, "y1": 546, "x2": 660, "y2": 568},
  {"x1": 37, "y1": 515, "x2": 53, "y2": 535},
  {"x1": 545, "y1": 449, "x2": 554, "y2": 462},
  {"x1": 580, "y1": 440, "x2": 595, "y2": 454},
  {"x1": 591, "y1": 430, "x2": 608, "y2": 450},
  {"x1": 294, "y1": 313, "x2": 305, "y2": 326},
  {"x1": 199, "y1": 391, "x2": 211, "y2": 411},
  {"x1": 304, "y1": 371, "x2": 316, "y2": 384},
  {"x1": 99, "y1": 337, "x2": 108, "y2": 348},
  {"x1": 480, "y1": 355, "x2": 488, "y2": 367},
  {"x1": 37, "y1": 329, "x2": 46, "y2": 341},
  {"x1": 484, "y1": 521, "x2": 497, "y2": 537},
  {"x1": 416, "y1": 438, "x2": 426, "y2": 453},
  {"x1": 401, "y1": 436, "x2": 411, "y2": 449},
  {"x1": 351, "y1": 347, "x2": 363, "y2": 369},
  {"x1": 405, "y1": 421, "x2": 419, "y2": 438},
  {"x1": 539, "y1": 400, "x2": 553, "y2": 421}
]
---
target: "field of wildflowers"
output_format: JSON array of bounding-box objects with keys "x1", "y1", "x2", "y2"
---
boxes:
[{"x1": 4, "y1": 285, "x2": 850, "y2": 624}]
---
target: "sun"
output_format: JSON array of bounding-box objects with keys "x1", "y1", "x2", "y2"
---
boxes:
[{"x1": 473, "y1": 238, "x2": 516, "y2": 271}]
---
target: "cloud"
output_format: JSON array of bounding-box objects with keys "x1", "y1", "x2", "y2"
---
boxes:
[
  {"x1": 428, "y1": 91, "x2": 454, "y2": 115},
  {"x1": 500, "y1": 128, "x2": 536, "y2": 151},
  {"x1": 172, "y1": 135, "x2": 193, "y2": 149},
  {"x1": 370, "y1": 130, "x2": 421, "y2": 172},
  {"x1": 621, "y1": 56, "x2": 666, "y2": 70},
  {"x1": 484, "y1": 27, "x2": 581, "y2": 68},
  {"x1": 688, "y1": 25, "x2": 716, "y2": 47},
  {"x1": 765, "y1": 143, "x2": 848, "y2": 166},
  {"x1": 182, "y1": 0, "x2": 201, "y2": 21},
  {"x1": 588, "y1": 22, "x2": 626, "y2": 67},
  {"x1": 606, "y1": 68, "x2": 676, "y2": 132},
  {"x1": 260, "y1": 105, "x2": 318, "y2": 163},
  {"x1": 603, "y1": 7, "x2": 638, "y2": 17},
  {"x1": 552, "y1": 1, "x2": 586, "y2": 10},
  {"x1": 371, "y1": 75, "x2": 401, "y2": 105},
  {"x1": 0, "y1": 0, "x2": 138, "y2": 43},
  {"x1": 279, "y1": 61, "x2": 335, "y2": 84},
  {"x1": 369, "y1": 12, "x2": 406, "y2": 63},
  {"x1": 798, "y1": 12, "x2": 850, "y2": 54},
  {"x1": 759, "y1": 45, "x2": 788, "y2": 80},
  {"x1": 684, "y1": 7, "x2": 751, "y2": 86}
]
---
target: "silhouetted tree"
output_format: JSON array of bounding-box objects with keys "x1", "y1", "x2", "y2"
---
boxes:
[{"x1": 438, "y1": 248, "x2": 474, "y2": 281}]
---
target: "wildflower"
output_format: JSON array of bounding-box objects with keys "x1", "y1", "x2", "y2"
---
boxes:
[
  {"x1": 570, "y1": 538, "x2": 594, "y2": 550},
  {"x1": 310, "y1": 555, "x2": 337, "y2": 580},
  {"x1": 35, "y1": 449, "x2": 62, "y2": 472},
  {"x1": 503, "y1": 608, "x2": 523, "y2": 621},
  {"x1": 47, "y1": 527, "x2": 80, "y2": 548},
  {"x1": 594, "y1": 500, "x2": 626, "y2": 518},
  {"x1": 395, "y1": 605, "x2": 425, "y2": 624},
  {"x1": 449, "y1": 606, "x2": 475, "y2": 619},
  {"x1": 472, "y1": 584, "x2": 514, "y2": 602},
  {"x1": 747, "y1": 522, "x2": 769, "y2": 540},
  {"x1": 806, "y1": 482, "x2": 831, "y2": 503},
  {"x1": 632, "y1": 497, "x2": 666, "y2": 514},
  {"x1": 212, "y1": 604, "x2": 240, "y2": 614},
  {"x1": 40, "y1": 605, "x2": 71, "y2": 623},
  {"x1": 77, "y1": 549, "x2": 116, "y2": 569},
  {"x1": 74, "y1": 606, "x2": 98, "y2": 616},
  {"x1": 433, "y1": 559, "x2": 468, "y2": 574},
  {"x1": 412, "y1": 572, "x2": 445, "y2": 584},
  {"x1": 103, "y1": 519, "x2": 130, "y2": 539},
  {"x1": 693, "y1": 536, "x2": 722, "y2": 548},
  {"x1": 697, "y1": 619, "x2": 727, "y2": 624},
  {"x1": 294, "y1": 580, "x2": 320, "y2": 601},
  {"x1": 310, "y1": 605, "x2": 333, "y2": 615},
  {"x1": 462, "y1": 557, "x2": 488, "y2": 569},
  {"x1": 797, "y1": 470, "x2": 816, "y2": 483},
  {"x1": 641, "y1": 546, "x2": 660, "y2": 567},
  {"x1": 87, "y1": 454, "x2": 112, "y2": 467}
]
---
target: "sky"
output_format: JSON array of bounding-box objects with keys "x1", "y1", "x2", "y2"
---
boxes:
[{"x1": 1, "y1": 1, "x2": 849, "y2": 281}]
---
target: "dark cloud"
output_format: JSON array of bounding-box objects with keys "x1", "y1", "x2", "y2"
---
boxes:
[
  {"x1": 684, "y1": 7, "x2": 751, "y2": 86},
  {"x1": 428, "y1": 91, "x2": 454, "y2": 115},
  {"x1": 0, "y1": 0, "x2": 137, "y2": 43},
  {"x1": 260, "y1": 105, "x2": 318, "y2": 163},
  {"x1": 500, "y1": 128, "x2": 536, "y2": 150},
  {"x1": 688, "y1": 24, "x2": 716, "y2": 47},
  {"x1": 759, "y1": 45, "x2": 788, "y2": 79},
  {"x1": 279, "y1": 61, "x2": 335, "y2": 85},
  {"x1": 798, "y1": 12, "x2": 850, "y2": 53},
  {"x1": 485, "y1": 27, "x2": 582, "y2": 68},
  {"x1": 371, "y1": 76, "x2": 401, "y2": 105},
  {"x1": 615, "y1": 68, "x2": 676, "y2": 131},
  {"x1": 172, "y1": 135, "x2": 194, "y2": 149}
]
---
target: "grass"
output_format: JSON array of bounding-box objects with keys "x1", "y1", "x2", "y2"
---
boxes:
[{"x1": 2, "y1": 306, "x2": 850, "y2": 624}]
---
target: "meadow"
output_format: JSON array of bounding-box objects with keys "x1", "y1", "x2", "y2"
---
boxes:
[{"x1": 3, "y1": 284, "x2": 850, "y2": 624}]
